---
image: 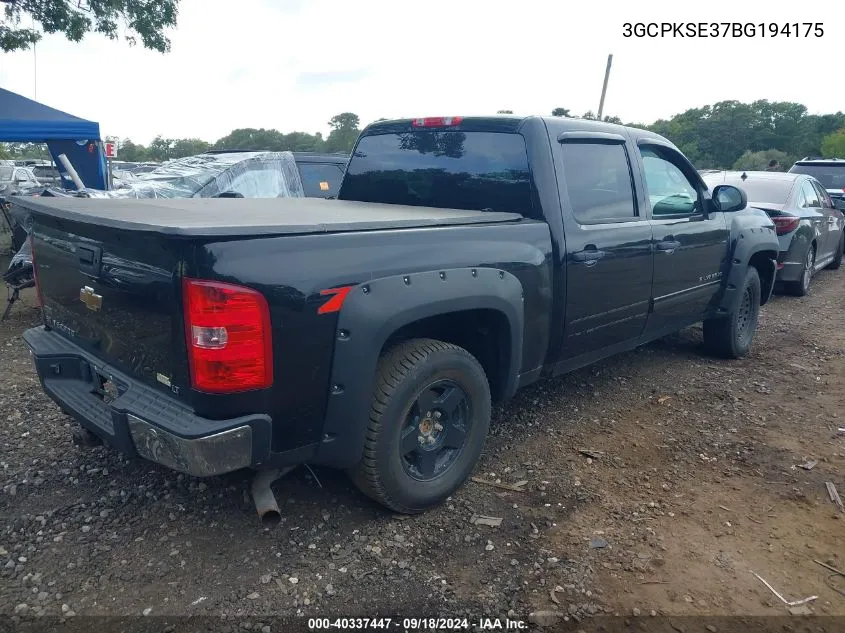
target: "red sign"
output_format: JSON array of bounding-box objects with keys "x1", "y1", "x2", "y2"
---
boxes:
[{"x1": 104, "y1": 142, "x2": 117, "y2": 159}]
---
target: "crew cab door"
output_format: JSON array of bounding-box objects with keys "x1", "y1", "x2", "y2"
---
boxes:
[
  {"x1": 555, "y1": 133, "x2": 654, "y2": 359},
  {"x1": 635, "y1": 142, "x2": 729, "y2": 333}
]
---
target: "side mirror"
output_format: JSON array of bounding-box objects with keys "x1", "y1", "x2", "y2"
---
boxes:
[
  {"x1": 834, "y1": 199, "x2": 845, "y2": 212},
  {"x1": 214, "y1": 191, "x2": 244, "y2": 198},
  {"x1": 712, "y1": 184, "x2": 747, "y2": 213}
]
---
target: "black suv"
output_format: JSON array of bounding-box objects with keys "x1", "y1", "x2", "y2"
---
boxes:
[{"x1": 789, "y1": 158, "x2": 845, "y2": 206}]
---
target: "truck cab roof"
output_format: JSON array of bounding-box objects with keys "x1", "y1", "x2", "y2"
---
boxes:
[{"x1": 361, "y1": 115, "x2": 673, "y2": 145}]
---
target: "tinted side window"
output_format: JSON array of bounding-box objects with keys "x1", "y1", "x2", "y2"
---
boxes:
[
  {"x1": 640, "y1": 147, "x2": 699, "y2": 216},
  {"x1": 560, "y1": 143, "x2": 637, "y2": 224},
  {"x1": 298, "y1": 163, "x2": 345, "y2": 197},
  {"x1": 794, "y1": 184, "x2": 808, "y2": 208},
  {"x1": 811, "y1": 180, "x2": 832, "y2": 208},
  {"x1": 801, "y1": 181, "x2": 820, "y2": 208}
]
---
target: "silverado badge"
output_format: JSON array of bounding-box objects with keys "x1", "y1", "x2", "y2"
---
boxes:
[{"x1": 79, "y1": 286, "x2": 102, "y2": 312}]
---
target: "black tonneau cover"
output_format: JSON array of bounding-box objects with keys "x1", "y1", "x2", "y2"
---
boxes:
[{"x1": 13, "y1": 197, "x2": 522, "y2": 238}]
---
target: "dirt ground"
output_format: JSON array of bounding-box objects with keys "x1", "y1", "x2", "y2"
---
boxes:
[{"x1": 1, "y1": 253, "x2": 844, "y2": 629}]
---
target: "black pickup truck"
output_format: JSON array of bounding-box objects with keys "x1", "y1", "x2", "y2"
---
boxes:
[{"x1": 16, "y1": 115, "x2": 779, "y2": 517}]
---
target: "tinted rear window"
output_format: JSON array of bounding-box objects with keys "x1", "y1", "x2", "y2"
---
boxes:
[
  {"x1": 339, "y1": 131, "x2": 532, "y2": 215},
  {"x1": 298, "y1": 163, "x2": 345, "y2": 197},
  {"x1": 789, "y1": 164, "x2": 845, "y2": 189},
  {"x1": 705, "y1": 176, "x2": 794, "y2": 204}
]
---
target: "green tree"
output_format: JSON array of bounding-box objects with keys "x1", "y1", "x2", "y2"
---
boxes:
[
  {"x1": 639, "y1": 100, "x2": 845, "y2": 168},
  {"x1": 279, "y1": 131, "x2": 324, "y2": 152},
  {"x1": 214, "y1": 128, "x2": 287, "y2": 151},
  {"x1": 731, "y1": 149, "x2": 791, "y2": 171},
  {"x1": 171, "y1": 138, "x2": 211, "y2": 158},
  {"x1": 2, "y1": 142, "x2": 50, "y2": 159},
  {"x1": 325, "y1": 113, "x2": 361, "y2": 153},
  {"x1": 822, "y1": 128, "x2": 845, "y2": 158},
  {"x1": 795, "y1": 113, "x2": 845, "y2": 157},
  {"x1": 146, "y1": 136, "x2": 175, "y2": 162},
  {"x1": 551, "y1": 107, "x2": 570, "y2": 117},
  {"x1": 119, "y1": 138, "x2": 149, "y2": 162},
  {"x1": 213, "y1": 128, "x2": 324, "y2": 152},
  {"x1": 1, "y1": 0, "x2": 180, "y2": 53}
]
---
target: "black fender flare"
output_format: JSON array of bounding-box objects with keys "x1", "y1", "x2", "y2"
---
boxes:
[
  {"x1": 314, "y1": 267, "x2": 525, "y2": 468},
  {"x1": 717, "y1": 237, "x2": 778, "y2": 315}
]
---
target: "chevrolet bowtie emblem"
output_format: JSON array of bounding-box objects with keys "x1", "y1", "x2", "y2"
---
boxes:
[{"x1": 79, "y1": 286, "x2": 102, "y2": 312}]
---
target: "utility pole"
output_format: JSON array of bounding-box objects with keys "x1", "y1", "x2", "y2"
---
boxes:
[{"x1": 597, "y1": 54, "x2": 613, "y2": 121}]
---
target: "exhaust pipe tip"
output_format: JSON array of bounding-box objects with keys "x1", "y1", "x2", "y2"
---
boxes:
[
  {"x1": 259, "y1": 509, "x2": 282, "y2": 527},
  {"x1": 251, "y1": 466, "x2": 295, "y2": 526}
]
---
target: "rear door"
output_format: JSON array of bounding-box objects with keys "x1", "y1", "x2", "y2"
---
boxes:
[
  {"x1": 798, "y1": 180, "x2": 830, "y2": 261},
  {"x1": 636, "y1": 143, "x2": 728, "y2": 334},
  {"x1": 554, "y1": 133, "x2": 654, "y2": 359},
  {"x1": 809, "y1": 179, "x2": 840, "y2": 260}
]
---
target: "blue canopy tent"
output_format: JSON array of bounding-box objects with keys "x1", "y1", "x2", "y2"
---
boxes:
[{"x1": 0, "y1": 87, "x2": 107, "y2": 189}]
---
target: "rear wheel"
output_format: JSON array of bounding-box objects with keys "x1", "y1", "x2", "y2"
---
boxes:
[
  {"x1": 349, "y1": 338, "x2": 491, "y2": 514},
  {"x1": 703, "y1": 266, "x2": 761, "y2": 359},
  {"x1": 826, "y1": 231, "x2": 844, "y2": 270},
  {"x1": 785, "y1": 243, "x2": 815, "y2": 296}
]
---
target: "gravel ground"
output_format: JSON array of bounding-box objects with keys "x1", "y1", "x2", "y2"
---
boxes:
[{"x1": 1, "y1": 257, "x2": 843, "y2": 630}]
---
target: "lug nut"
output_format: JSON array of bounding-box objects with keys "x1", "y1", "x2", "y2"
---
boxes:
[
  {"x1": 434, "y1": 423, "x2": 444, "y2": 432},
  {"x1": 427, "y1": 436, "x2": 436, "y2": 445},
  {"x1": 434, "y1": 411, "x2": 442, "y2": 419},
  {"x1": 418, "y1": 436, "x2": 425, "y2": 445}
]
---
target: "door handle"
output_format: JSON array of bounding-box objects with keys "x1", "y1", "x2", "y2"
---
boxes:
[
  {"x1": 572, "y1": 248, "x2": 606, "y2": 265},
  {"x1": 657, "y1": 240, "x2": 681, "y2": 253}
]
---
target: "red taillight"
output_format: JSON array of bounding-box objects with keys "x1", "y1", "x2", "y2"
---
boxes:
[
  {"x1": 182, "y1": 278, "x2": 272, "y2": 393},
  {"x1": 29, "y1": 235, "x2": 43, "y2": 308},
  {"x1": 771, "y1": 215, "x2": 800, "y2": 236},
  {"x1": 411, "y1": 116, "x2": 463, "y2": 128}
]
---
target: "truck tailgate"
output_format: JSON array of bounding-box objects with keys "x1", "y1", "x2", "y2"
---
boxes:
[{"x1": 31, "y1": 211, "x2": 184, "y2": 393}]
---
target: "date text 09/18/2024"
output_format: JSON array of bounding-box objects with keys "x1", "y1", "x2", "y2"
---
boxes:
[{"x1": 308, "y1": 617, "x2": 528, "y2": 630}]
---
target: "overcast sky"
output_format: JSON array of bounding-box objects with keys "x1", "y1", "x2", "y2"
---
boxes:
[{"x1": 1, "y1": 0, "x2": 841, "y2": 145}]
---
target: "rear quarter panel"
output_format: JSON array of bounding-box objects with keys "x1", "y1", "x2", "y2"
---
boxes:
[{"x1": 187, "y1": 221, "x2": 553, "y2": 455}]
